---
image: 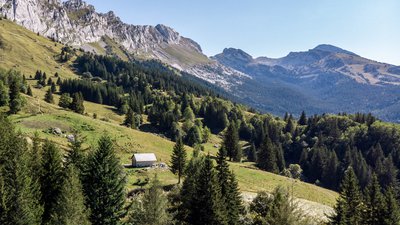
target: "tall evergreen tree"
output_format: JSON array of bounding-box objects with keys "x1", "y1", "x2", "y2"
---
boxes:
[
  {"x1": 49, "y1": 166, "x2": 91, "y2": 225},
  {"x1": 83, "y1": 135, "x2": 126, "y2": 225},
  {"x1": 66, "y1": 130, "x2": 86, "y2": 173},
  {"x1": 27, "y1": 85, "x2": 33, "y2": 96},
  {"x1": 70, "y1": 92, "x2": 85, "y2": 114},
  {"x1": 0, "y1": 116, "x2": 42, "y2": 225},
  {"x1": 190, "y1": 155, "x2": 227, "y2": 225},
  {"x1": 59, "y1": 93, "x2": 72, "y2": 109},
  {"x1": 329, "y1": 167, "x2": 364, "y2": 225},
  {"x1": 40, "y1": 140, "x2": 64, "y2": 224},
  {"x1": 170, "y1": 138, "x2": 187, "y2": 184},
  {"x1": 124, "y1": 108, "x2": 135, "y2": 129},
  {"x1": 223, "y1": 122, "x2": 241, "y2": 162},
  {"x1": 383, "y1": 187, "x2": 400, "y2": 225},
  {"x1": 257, "y1": 135, "x2": 279, "y2": 173},
  {"x1": 298, "y1": 111, "x2": 307, "y2": 125},
  {"x1": 247, "y1": 142, "x2": 257, "y2": 162},
  {"x1": 174, "y1": 149, "x2": 204, "y2": 223},
  {"x1": 50, "y1": 82, "x2": 57, "y2": 93},
  {"x1": 364, "y1": 174, "x2": 385, "y2": 225},
  {"x1": 44, "y1": 88, "x2": 54, "y2": 104},
  {"x1": 9, "y1": 75, "x2": 23, "y2": 114},
  {"x1": 216, "y1": 147, "x2": 243, "y2": 225}
]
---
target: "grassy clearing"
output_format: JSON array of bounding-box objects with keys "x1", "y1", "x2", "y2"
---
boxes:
[{"x1": 0, "y1": 19, "x2": 77, "y2": 79}]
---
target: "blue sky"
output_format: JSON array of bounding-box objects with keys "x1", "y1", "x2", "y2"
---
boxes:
[{"x1": 84, "y1": 0, "x2": 400, "y2": 65}]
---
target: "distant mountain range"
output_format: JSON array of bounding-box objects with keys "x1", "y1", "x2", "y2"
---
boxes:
[{"x1": 1, "y1": 0, "x2": 399, "y2": 121}]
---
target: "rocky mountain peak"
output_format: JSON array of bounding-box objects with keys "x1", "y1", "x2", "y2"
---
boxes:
[
  {"x1": 155, "y1": 24, "x2": 181, "y2": 43},
  {"x1": 313, "y1": 44, "x2": 358, "y2": 56},
  {"x1": 213, "y1": 48, "x2": 254, "y2": 64}
]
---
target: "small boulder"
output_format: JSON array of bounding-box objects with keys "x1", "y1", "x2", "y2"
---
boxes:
[{"x1": 52, "y1": 127, "x2": 62, "y2": 135}]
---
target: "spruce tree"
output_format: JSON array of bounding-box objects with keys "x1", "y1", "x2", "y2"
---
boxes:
[
  {"x1": 190, "y1": 155, "x2": 227, "y2": 225},
  {"x1": 124, "y1": 108, "x2": 135, "y2": 128},
  {"x1": 216, "y1": 147, "x2": 243, "y2": 225},
  {"x1": 223, "y1": 122, "x2": 241, "y2": 162},
  {"x1": 66, "y1": 130, "x2": 86, "y2": 174},
  {"x1": 70, "y1": 92, "x2": 85, "y2": 114},
  {"x1": 9, "y1": 75, "x2": 23, "y2": 114},
  {"x1": 50, "y1": 82, "x2": 57, "y2": 93},
  {"x1": 364, "y1": 174, "x2": 385, "y2": 225},
  {"x1": 27, "y1": 85, "x2": 33, "y2": 96},
  {"x1": 49, "y1": 166, "x2": 91, "y2": 225},
  {"x1": 329, "y1": 167, "x2": 364, "y2": 225},
  {"x1": 83, "y1": 135, "x2": 126, "y2": 225},
  {"x1": 170, "y1": 138, "x2": 187, "y2": 184},
  {"x1": 0, "y1": 116, "x2": 42, "y2": 225},
  {"x1": 247, "y1": 142, "x2": 257, "y2": 162},
  {"x1": 298, "y1": 111, "x2": 307, "y2": 125},
  {"x1": 44, "y1": 88, "x2": 54, "y2": 104},
  {"x1": 40, "y1": 140, "x2": 64, "y2": 224},
  {"x1": 383, "y1": 187, "x2": 400, "y2": 225},
  {"x1": 59, "y1": 93, "x2": 72, "y2": 109},
  {"x1": 257, "y1": 135, "x2": 278, "y2": 173},
  {"x1": 175, "y1": 150, "x2": 204, "y2": 223}
]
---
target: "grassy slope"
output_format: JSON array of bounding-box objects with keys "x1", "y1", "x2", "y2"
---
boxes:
[{"x1": 1, "y1": 18, "x2": 338, "y2": 207}]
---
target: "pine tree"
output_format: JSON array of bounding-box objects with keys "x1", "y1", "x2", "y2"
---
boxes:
[
  {"x1": 44, "y1": 88, "x2": 54, "y2": 104},
  {"x1": 40, "y1": 140, "x2": 64, "y2": 224},
  {"x1": 124, "y1": 108, "x2": 135, "y2": 128},
  {"x1": 9, "y1": 75, "x2": 23, "y2": 114},
  {"x1": 174, "y1": 150, "x2": 204, "y2": 223},
  {"x1": 190, "y1": 155, "x2": 227, "y2": 225},
  {"x1": 216, "y1": 147, "x2": 243, "y2": 225},
  {"x1": 329, "y1": 167, "x2": 364, "y2": 225},
  {"x1": 364, "y1": 174, "x2": 385, "y2": 225},
  {"x1": 223, "y1": 122, "x2": 241, "y2": 162},
  {"x1": 383, "y1": 187, "x2": 400, "y2": 225},
  {"x1": 0, "y1": 116, "x2": 42, "y2": 225},
  {"x1": 27, "y1": 85, "x2": 33, "y2": 96},
  {"x1": 50, "y1": 82, "x2": 57, "y2": 93},
  {"x1": 83, "y1": 135, "x2": 126, "y2": 225},
  {"x1": 66, "y1": 130, "x2": 86, "y2": 173},
  {"x1": 129, "y1": 175, "x2": 170, "y2": 225},
  {"x1": 59, "y1": 93, "x2": 72, "y2": 109},
  {"x1": 47, "y1": 77, "x2": 53, "y2": 86},
  {"x1": 170, "y1": 138, "x2": 187, "y2": 184},
  {"x1": 247, "y1": 142, "x2": 257, "y2": 162},
  {"x1": 298, "y1": 111, "x2": 307, "y2": 125},
  {"x1": 49, "y1": 166, "x2": 91, "y2": 225},
  {"x1": 70, "y1": 92, "x2": 85, "y2": 114},
  {"x1": 257, "y1": 135, "x2": 278, "y2": 173},
  {"x1": 56, "y1": 77, "x2": 62, "y2": 85}
]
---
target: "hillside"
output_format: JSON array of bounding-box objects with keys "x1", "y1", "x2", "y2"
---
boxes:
[
  {"x1": 0, "y1": 15, "x2": 338, "y2": 218},
  {"x1": 213, "y1": 47, "x2": 400, "y2": 122}
]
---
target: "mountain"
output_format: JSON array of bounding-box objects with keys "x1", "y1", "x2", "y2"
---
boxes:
[
  {"x1": 2, "y1": 0, "x2": 399, "y2": 122},
  {"x1": 0, "y1": 0, "x2": 247, "y2": 90},
  {"x1": 213, "y1": 46, "x2": 400, "y2": 122}
]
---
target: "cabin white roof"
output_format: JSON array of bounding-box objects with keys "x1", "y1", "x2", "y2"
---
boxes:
[{"x1": 132, "y1": 153, "x2": 157, "y2": 162}]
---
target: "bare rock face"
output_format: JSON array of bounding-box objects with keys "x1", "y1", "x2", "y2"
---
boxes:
[
  {"x1": 0, "y1": 0, "x2": 197, "y2": 54},
  {"x1": 0, "y1": 0, "x2": 246, "y2": 92}
]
